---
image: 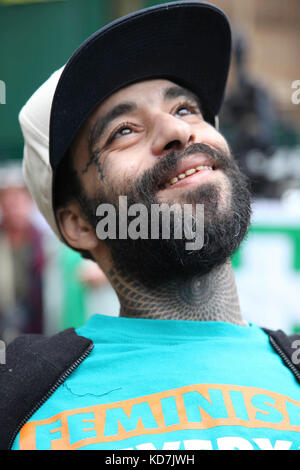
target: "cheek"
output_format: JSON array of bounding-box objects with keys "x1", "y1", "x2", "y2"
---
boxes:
[
  {"x1": 97, "y1": 159, "x2": 136, "y2": 198},
  {"x1": 196, "y1": 122, "x2": 230, "y2": 155},
  {"x1": 219, "y1": 136, "x2": 231, "y2": 155},
  {"x1": 214, "y1": 131, "x2": 231, "y2": 156},
  {"x1": 105, "y1": 151, "x2": 148, "y2": 185}
]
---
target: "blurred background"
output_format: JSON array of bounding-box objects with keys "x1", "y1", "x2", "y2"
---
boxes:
[{"x1": 0, "y1": 0, "x2": 299, "y2": 341}]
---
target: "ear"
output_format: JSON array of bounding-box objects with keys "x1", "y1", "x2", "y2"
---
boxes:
[{"x1": 56, "y1": 201, "x2": 98, "y2": 251}]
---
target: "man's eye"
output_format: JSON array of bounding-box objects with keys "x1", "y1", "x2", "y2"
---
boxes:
[
  {"x1": 115, "y1": 126, "x2": 132, "y2": 137},
  {"x1": 175, "y1": 104, "x2": 197, "y2": 117},
  {"x1": 109, "y1": 125, "x2": 133, "y2": 143}
]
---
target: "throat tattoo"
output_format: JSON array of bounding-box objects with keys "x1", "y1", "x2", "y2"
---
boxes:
[{"x1": 107, "y1": 261, "x2": 245, "y2": 325}]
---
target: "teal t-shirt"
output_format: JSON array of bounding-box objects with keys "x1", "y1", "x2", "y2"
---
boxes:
[{"x1": 12, "y1": 314, "x2": 300, "y2": 450}]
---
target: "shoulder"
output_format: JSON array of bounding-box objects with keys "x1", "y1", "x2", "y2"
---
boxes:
[
  {"x1": 2, "y1": 327, "x2": 93, "y2": 375},
  {"x1": 0, "y1": 328, "x2": 93, "y2": 450},
  {"x1": 263, "y1": 327, "x2": 300, "y2": 384}
]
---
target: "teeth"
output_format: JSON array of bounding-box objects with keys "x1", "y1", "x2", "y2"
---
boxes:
[
  {"x1": 185, "y1": 168, "x2": 196, "y2": 176},
  {"x1": 169, "y1": 177, "x2": 179, "y2": 185},
  {"x1": 168, "y1": 165, "x2": 213, "y2": 185},
  {"x1": 196, "y1": 165, "x2": 212, "y2": 171}
]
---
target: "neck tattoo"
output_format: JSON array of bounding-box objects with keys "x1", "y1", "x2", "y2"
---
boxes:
[{"x1": 107, "y1": 260, "x2": 246, "y2": 325}]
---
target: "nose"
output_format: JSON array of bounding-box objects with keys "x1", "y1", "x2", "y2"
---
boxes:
[{"x1": 151, "y1": 113, "x2": 195, "y2": 156}]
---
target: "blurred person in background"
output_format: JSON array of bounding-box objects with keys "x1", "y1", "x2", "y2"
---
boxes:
[
  {"x1": 0, "y1": 163, "x2": 44, "y2": 342},
  {"x1": 220, "y1": 32, "x2": 277, "y2": 197},
  {"x1": 221, "y1": 31, "x2": 300, "y2": 200}
]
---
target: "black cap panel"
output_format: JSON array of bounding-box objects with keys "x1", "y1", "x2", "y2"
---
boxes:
[{"x1": 50, "y1": 1, "x2": 231, "y2": 170}]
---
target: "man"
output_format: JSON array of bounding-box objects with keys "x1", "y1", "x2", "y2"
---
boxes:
[
  {"x1": 1, "y1": 1, "x2": 300, "y2": 451},
  {"x1": 0, "y1": 164, "x2": 44, "y2": 342}
]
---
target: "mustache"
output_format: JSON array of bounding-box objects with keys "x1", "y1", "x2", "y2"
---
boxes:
[{"x1": 134, "y1": 143, "x2": 232, "y2": 197}]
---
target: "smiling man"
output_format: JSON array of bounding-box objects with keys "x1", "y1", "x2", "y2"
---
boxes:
[
  {"x1": 1, "y1": 1, "x2": 300, "y2": 452},
  {"x1": 55, "y1": 76, "x2": 251, "y2": 305}
]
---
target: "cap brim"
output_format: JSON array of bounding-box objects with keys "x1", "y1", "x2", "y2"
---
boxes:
[{"x1": 50, "y1": 1, "x2": 231, "y2": 171}]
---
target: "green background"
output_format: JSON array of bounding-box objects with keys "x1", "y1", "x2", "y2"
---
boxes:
[
  {"x1": 0, "y1": 0, "x2": 112, "y2": 161},
  {"x1": 0, "y1": 0, "x2": 173, "y2": 161}
]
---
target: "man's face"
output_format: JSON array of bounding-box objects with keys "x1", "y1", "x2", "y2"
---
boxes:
[
  {"x1": 73, "y1": 79, "x2": 231, "y2": 207},
  {"x1": 70, "y1": 79, "x2": 251, "y2": 286}
]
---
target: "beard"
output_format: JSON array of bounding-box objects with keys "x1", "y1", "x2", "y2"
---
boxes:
[{"x1": 77, "y1": 143, "x2": 252, "y2": 288}]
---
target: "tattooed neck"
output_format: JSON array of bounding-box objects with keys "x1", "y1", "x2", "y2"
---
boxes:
[{"x1": 107, "y1": 260, "x2": 245, "y2": 325}]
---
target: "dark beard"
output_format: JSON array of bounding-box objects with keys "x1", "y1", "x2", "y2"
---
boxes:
[{"x1": 78, "y1": 143, "x2": 252, "y2": 288}]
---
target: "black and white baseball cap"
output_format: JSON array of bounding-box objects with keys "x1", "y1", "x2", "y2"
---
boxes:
[{"x1": 19, "y1": 1, "x2": 231, "y2": 238}]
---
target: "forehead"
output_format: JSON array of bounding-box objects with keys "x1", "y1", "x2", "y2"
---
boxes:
[{"x1": 101, "y1": 79, "x2": 175, "y2": 107}]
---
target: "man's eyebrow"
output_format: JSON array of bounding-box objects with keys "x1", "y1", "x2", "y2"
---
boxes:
[
  {"x1": 88, "y1": 85, "x2": 203, "y2": 149},
  {"x1": 89, "y1": 101, "x2": 137, "y2": 150},
  {"x1": 163, "y1": 85, "x2": 203, "y2": 112}
]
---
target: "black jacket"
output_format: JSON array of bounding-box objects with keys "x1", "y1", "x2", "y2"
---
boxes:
[{"x1": 0, "y1": 326, "x2": 299, "y2": 450}]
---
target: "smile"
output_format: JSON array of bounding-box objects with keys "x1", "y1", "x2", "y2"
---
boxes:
[{"x1": 167, "y1": 165, "x2": 214, "y2": 187}]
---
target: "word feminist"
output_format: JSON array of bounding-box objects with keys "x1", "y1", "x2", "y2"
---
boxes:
[
  {"x1": 19, "y1": 383, "x2": 300, "y2": 450},
  {"x1": 95, "y1": 196, "x2": 204, "y2": 250}
]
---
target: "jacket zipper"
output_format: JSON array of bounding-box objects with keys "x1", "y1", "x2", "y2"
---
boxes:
[
  {"x1": 8, "y1": 341, "x2": 94, "y2": 450},
  {"x1": 269, "y1": 335, "x2": 300, "y2": 383}
]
